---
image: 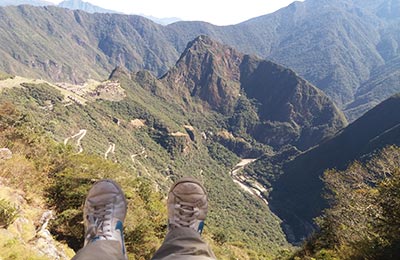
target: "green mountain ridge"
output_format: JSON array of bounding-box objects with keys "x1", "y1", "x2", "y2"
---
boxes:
[
  {"x1": 0, "y1": 75, "x2": 288, "y2": 259},
  {"x1": 0, "y1": 5, "x2": 178, "y2": 83},
  {"x1": 269, "y1": 93, "x2": 400, "y2": 241},
  {"x1": 345, "y1": 55, "x2": 400, "y2": 120}
]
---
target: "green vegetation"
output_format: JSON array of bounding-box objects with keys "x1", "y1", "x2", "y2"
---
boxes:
[
  {"x1": 0, "y1": 74, "x2": 290, "y2": 258},
  {"x1": 269, "y1": 93, "x2": 400, "y2": 241},
  {"x1": 228, "y1": 95, "x2": 260, "y2": 137},
  {"x1": 0, "y1": 199, "x2": 18, "y2": 228},
  {"x1": 293, "y1": 146, "x2": 400, "y2": 260},
  {"x1": 0, "y1": 102, "x2": 166, "y2": 259}
]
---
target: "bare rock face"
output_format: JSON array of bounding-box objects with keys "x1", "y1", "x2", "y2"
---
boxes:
[
  {"x1": 33, "y1": 211, "x2": 71, "y2": 260},
  {"x1": 0, "y1": 148, "x2": 12, "y2": 161},
  {"x1": 130, "y1": 119, "x2": 146, "y2": 129}
]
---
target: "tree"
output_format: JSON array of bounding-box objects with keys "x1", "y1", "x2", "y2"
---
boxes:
[{"x1": 295, "y1": 146, "x2": 400, "y2": 260}]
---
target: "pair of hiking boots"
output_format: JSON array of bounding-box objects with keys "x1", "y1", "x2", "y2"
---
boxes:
[{"x1": 83, "y1": 177, "x2": 208, "y2": 258}]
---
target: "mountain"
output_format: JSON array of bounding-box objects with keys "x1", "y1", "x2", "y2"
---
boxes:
[
  {"x1": 57, "y1": 0, "x2": 118, "y2": 14},
  {"x1": 0, "y1": 5, "x2": 179, "y2": 83},
  {"x1": 1, "y1": 40, "x2": 310, "y2": 258},
  {"x1": 0, "y1": 33, "x2": 350, "y2": 256},
  {"x1": 0, "y1": 0, "x2": 52, "y2": 6},
  {"x1": 0, "y1": 5, "x2": 346, "y2": 152},
  {"x1": 161, "y1": 36, "x2": 347, "y2": 151},
  {"x1": 166, "y1": 0, "x2": 400, "y2": 119},
  {"x1": 0, "y1": 75, "x2": 288, "y2": 259},
  {"x1": 269, "y1": 93, "x2": 400, "y2": 241},
  {"x1": 0, "y1": 1, "x2": 399, "y2": 121},
  {"x1": 345, "y1": 56, "x2": 400, "y2": 120}
]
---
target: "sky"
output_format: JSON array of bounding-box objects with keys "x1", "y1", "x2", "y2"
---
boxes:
[{"x1": 46, "y1": 0, "x2": 302, "y2": 25}]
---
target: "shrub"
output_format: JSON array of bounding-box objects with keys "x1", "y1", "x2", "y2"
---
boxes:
[
  {"x1": 0, "y1": 199, "x2": 18, "y2": 228},
  {"x1": 296, "y1": 146, "x2": 400, "y2": 259}
]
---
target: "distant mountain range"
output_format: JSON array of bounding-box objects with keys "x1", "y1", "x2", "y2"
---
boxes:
[
  {"x1": 0, "y1": 0, "x2": 399, "y2": 121},
  {"x1": 57, "y1": 0, "x2": 118, "y2": 14},
  {"x1": 0, "y1": 0, "x2": 180, "y2": 25},
  {"x1": 167, "y1": 0, "x2": 400, "y2": 121}
]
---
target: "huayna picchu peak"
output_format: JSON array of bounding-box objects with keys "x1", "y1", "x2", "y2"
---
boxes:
[{"x1": 163, "y1": 35, "x2": 348, "y2": 150}]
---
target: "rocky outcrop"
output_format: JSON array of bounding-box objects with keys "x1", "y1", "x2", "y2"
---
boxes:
[
  {"x1": 130, "y1": 119, "x2": 146, "y2": 129},
  {"x1": 0, "y1": 183, "x2": 74, "y2": 259}
]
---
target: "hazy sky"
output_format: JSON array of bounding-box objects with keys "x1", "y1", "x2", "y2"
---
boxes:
[{"x1": 46, "y1": 0, "x2": 302, "y2": 25}]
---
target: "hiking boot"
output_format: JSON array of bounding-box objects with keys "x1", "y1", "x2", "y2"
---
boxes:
[
  {"x1": 83, "y1": 179, "x2": 127, "y2": 258},
  {"x1": 167, "y1": 177, "x2": 208, "y2": 234}
]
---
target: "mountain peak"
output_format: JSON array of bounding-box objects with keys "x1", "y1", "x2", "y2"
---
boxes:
[
  {"x1": 177, "y1": 35, "x2": 243, "y2": 65},
  {"x1": 165, "y1": 36, "x2": 243, "y2": 113}
]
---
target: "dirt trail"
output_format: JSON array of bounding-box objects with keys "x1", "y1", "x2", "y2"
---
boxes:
[
  {"x1": 230, "y1": 158, "x2": 269, "y2": 206},
  {"x1": 130, "y1": 147, "x2": 150, "y2": 176},
  {"x1": 104, "y1": 142, "x2": 116, "y2": 159},
  {"x1": 130, "y1": 147, "x2": 146, "y2": 162},
  {"x1": 64, "y1": 129, "x2": 87, "y2": 154}
]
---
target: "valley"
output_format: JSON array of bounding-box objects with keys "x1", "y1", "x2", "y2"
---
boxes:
[{"x1": 230, "y1": 158, "x2": 269, "y2": 206}]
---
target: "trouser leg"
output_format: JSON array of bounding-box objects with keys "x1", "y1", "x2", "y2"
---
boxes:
[
  {"x1": 71, "y1": 240, "x2": 125, "y2": 260},
  {"x1": 151, "y1": 227, "x2": 217, "y2": 260}
]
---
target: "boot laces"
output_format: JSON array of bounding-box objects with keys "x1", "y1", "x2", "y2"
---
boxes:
[
  {"x1": 86, "y1": 202, "x2": 113, "y2": 241},
  {"x1": 174, "y1": 201, "x2": 200, "y2": 228}
]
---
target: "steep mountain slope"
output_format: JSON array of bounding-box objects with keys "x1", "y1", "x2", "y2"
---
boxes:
[
  {"x1": 0, "y1": 5, "x2": 178, "y2": 83},
  {"x1": 166, "y1": 0, "x2": 400, "y2": 118},
  {"x1": 161, "y1": 36, "x2": 347, "y2": 151},
  {"x1": 269, "y1": 93, "x2": 400, "y2": 241},
  {"x1": 345, "y1": 56, "x2": 400, "y2": 120}
]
